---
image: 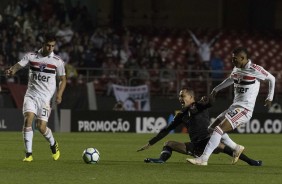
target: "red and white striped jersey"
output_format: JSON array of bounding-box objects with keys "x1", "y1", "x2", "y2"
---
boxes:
[
  {"x1": 18, "y1": 49, "x2": 65, "y2": 103},
  {"x1": 213, "y1": 60, "x2": 275, "y2": 112}
]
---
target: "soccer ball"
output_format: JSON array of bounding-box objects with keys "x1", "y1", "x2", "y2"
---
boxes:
[{"x1": 82, "y1": 148, "x2": 100, "y2": 164}]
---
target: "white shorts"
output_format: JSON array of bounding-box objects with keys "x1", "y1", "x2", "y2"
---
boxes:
[
  {"x1": 216, "y1": 105, "x2": 252, "y2": 129},
  {"x1": 23, "y1": 96, "x2": 51, "y2": 122}
]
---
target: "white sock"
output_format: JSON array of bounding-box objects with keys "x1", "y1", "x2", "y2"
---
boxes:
[
  {"x1": 23, "y1": 127, "x2": 33, "y2": 153},
  {"x1": 43, "y1": 127, "x2": 55, "y2": 146},
  {"x1": 221, "y1": 133, "x2": 237, "y2": 150},
  {"x1": 202, "y1": 126, "x2": 223, "y2": 161}
]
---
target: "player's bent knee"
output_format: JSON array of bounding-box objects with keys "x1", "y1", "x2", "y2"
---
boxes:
[{"x1": 164, "y1": 141, "x2": 172, "y2": 147}]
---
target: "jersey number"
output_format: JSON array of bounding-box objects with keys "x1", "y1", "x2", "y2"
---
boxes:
[
  {"x1": 227, "y1": 109, "x2": 239, "y2": 118},
  {"x1": 42, "y1": 108, "x2": 49, "y2": 118}
]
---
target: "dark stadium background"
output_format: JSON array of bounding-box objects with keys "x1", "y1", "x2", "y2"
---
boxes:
[{"x1": 0, "y1": 0, "x2": 281, "y2": 113}]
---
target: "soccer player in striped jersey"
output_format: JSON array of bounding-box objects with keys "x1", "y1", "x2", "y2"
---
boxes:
[
  {"x1": 5, "y1": 33, "x2": 67, "y2": 162},
  {"x1": 187, "y1": 47, "x2": 275, "y2": 166}
]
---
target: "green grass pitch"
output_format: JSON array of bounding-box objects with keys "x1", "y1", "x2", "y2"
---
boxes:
[{"x1": 0, "y1": 132, "x2": 282, "y2": 184}]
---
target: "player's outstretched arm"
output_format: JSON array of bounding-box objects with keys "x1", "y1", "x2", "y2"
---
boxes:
[
  {"x1": 5, "y1": 63, "x2": 23, "y2": 77},
  {"x1": 137, "y1": 143, "x2": 151, "y2": 152},
  {"x1": 211, "y1": 77, "x2": 234, "y2": 94},
  {"x1": 137, "y1": 114, "x2": 182, "y2": 152},
  {"x1": 137, "y1": 127, "x2": 171, "y2": 152}
]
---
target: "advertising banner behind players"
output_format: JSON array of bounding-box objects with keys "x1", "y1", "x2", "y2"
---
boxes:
[
  {"x1": 71, "y1": 111, "x2": 172, "y2": 133},
  {"x1": 68, "y1": 110, "x2": 282, "y2": 134},
  {"x1": 112, "y1": 84, "x2": 150, "y2": 111}
]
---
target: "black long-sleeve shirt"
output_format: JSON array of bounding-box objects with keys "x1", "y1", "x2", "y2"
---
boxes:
[{"x1": 149, "y1": 100, "x2": 212, "y2": 145}]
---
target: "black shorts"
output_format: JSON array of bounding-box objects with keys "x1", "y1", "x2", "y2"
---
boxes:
[{"x1": 185, "y1": 137, "x2": 210, "y2": 157}]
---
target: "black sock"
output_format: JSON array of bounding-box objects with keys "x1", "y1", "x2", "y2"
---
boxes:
[
  {"x1": 223, "y1": 146, "x2": 256, "y2": 165},
  {"x1": 159, "y1": 146, "x2": 172, "y2": 162},
  {"x1": 222, "y1": 146, "x2": 233, "y2": 157},
  {"x1": 50, "y1": 141, "x2": 57, "y2": 154},
  {"x1": 26, "y1": 152, "x2": 32, "y2": 157}
]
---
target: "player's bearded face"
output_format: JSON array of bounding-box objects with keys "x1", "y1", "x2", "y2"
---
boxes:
[{"x1": 42, "y1": 41, "x2": 56, "y2": 56}]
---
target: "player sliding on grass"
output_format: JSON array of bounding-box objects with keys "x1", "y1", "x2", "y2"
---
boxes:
[
  {"x1": 137, "y1": 88, "x2": 262, "y2": 166},
  {"x1": 187, "y1": 47, "x2": 275, "y2": 166},
  {"x1": 5, "y1": 33, "x2": 66, "y2": 162}
]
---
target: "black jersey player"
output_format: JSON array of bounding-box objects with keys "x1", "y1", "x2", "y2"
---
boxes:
[{"x1": 137, "y1": 88, "x2": 262, "y2": 166}]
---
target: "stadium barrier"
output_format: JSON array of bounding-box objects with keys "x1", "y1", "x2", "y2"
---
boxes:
[
  {"x1": 0, "y1": 109, "x2": 55, "y2": 131},
  {"x1": 60, "y1": 110, "x2": 282, "y2": 134},
  {"x1": 1, "y1": 109, "x2": 281, "y2": 134}
]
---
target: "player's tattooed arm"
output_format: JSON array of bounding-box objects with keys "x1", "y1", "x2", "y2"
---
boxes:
[{"x1": 5, "y1": 63, "x2": 23, "y2": 76}]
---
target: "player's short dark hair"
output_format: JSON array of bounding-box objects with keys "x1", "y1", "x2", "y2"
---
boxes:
[
  {"x1": 232, "y1": 47, "x2": 249, "y2": 59},
  {"x1": 43, "y1": 33, "x2": 57, "y2": 43},
  {"x1": 180, "y1": 87, "x2": 195, "y2": 97}
]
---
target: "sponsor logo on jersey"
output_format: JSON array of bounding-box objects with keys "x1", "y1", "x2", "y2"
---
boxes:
[
  {"x1": 234, "y1": 86, "x2": 249, "y2": 93},
  {"x1": 39, "y1": 64, "x2": 47, "y2": 72},
  {"x1": 32, "y1": 73, "x2": 51, "y2": 82}
]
